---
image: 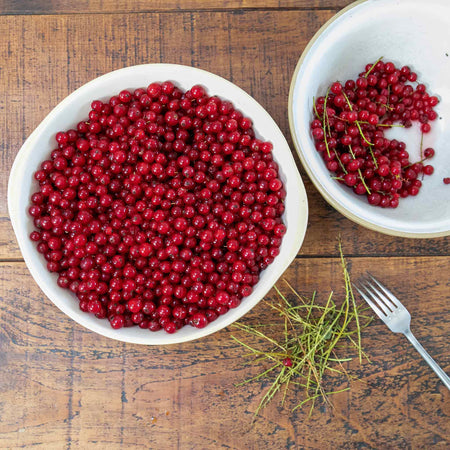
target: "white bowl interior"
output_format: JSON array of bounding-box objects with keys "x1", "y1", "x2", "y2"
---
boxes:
[
  {"x1": 9, "y1": 64, "x2": 308, "y2": 344},
  {"x1": 290, "y1": 0, "x2": 450, "y2": 237}
]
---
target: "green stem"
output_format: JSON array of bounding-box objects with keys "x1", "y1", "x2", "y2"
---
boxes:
[
  {"x1": 364, "y1": 56, "x2": 383, "y2": 78},
  {"x1": 349, "y1": 145, "x2": 371, "y2": 194}
]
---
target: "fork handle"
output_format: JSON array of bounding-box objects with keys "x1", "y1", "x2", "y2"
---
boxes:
[{"x1": 404, "y1": 330, "x2": 450, "y2": 390}]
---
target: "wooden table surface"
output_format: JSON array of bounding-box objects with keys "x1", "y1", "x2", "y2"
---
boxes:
[{"x1": 1, "y1": 1, "x2": 449, "y2": 448}]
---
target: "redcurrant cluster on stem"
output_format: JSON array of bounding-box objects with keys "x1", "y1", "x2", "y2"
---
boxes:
[{"x1": 311, "y1": 59, "x2": 439, "y2": 207}]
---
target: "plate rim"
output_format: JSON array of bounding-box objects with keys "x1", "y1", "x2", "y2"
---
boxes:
[{"x1": 9, "y1": 63, "x2": 309, "y2": 344}]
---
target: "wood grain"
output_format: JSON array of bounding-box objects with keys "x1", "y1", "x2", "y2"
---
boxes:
[
  {"x1": 1, "y1": 12, "x2": 449, "y2": 260},
  {"x1": 0, "y1": 257, "x2": 448, "y2": 449},
  {"x1": 0, "y1": 0, "x2": 355, "y2": 15},
  {"x1": 1, "y1": 3, "x2": 449, "y2": 449}
]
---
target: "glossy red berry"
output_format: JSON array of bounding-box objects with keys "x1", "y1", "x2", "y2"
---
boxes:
[
  {"x1": 190, "y1": 313, "x2": 208, "y2": 329},
  {"x1": 282, "y1": 357, "x2": 293, "y2": 367}
]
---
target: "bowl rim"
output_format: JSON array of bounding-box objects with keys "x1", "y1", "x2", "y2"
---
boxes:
[
  {"x1": 9, "y1": 63, "x2": 309, "y2": 345},
  {"x1": 288, "y1": 0, "x2": 450, "y2": 239}
]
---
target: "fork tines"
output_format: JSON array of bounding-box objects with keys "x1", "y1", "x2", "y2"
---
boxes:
[
  {"x1": 354, "y1": 273, "x2": 403, "y2": 320},
  {"x1": 354, "y1": 273, "x2": 450, "y2": 389}
]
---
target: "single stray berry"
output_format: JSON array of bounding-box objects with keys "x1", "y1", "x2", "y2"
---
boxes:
[{"x1": 282, "y1": 357, "x2": 293, "y2": 367}]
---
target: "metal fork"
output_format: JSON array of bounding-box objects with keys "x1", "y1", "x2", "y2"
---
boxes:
[{"x1": 355, "y1": 274, "x2": 450, "y2": 390}]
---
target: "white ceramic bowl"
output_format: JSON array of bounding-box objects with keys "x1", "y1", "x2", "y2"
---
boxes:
[
  {"x1": 8, "y1": 64, "x2": 308, "y2": 345},
  {"x1": 289, "y1": 0, "x2": 450, "y2": 238}
]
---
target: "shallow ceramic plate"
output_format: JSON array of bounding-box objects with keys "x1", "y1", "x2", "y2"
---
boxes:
[
  {"x1": 289, "y1": 0, "x2": 450, "y2": 238},
  {"x1": 9, "y1": 64, "x2": 308, "y2": 345}
]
